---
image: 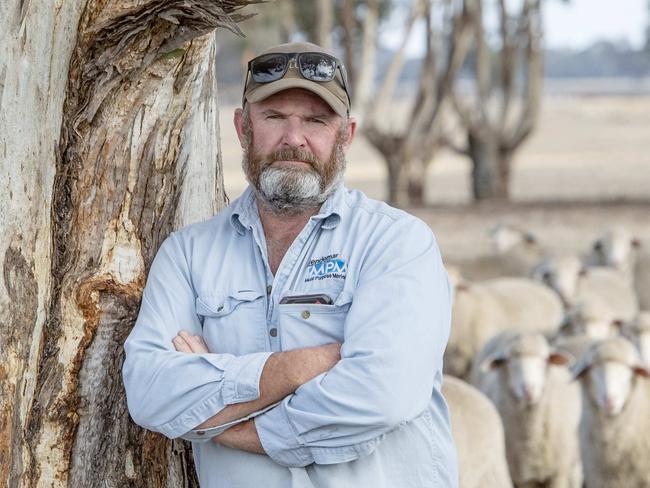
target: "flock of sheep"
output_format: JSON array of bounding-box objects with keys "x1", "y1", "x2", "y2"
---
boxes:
[{"x1": 442, "y1": 225, "x2": 650, "y2": 488}]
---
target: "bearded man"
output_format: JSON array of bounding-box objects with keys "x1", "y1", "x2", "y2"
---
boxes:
[{"x1": 123, "y1": 42, "x2": 458, "y2": 487}]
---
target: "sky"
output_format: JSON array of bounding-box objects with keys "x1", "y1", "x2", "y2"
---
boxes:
[
  {"x1": 382, "y1": 0, "x2": 648, "y2": 55},
  {"x1": 544, "y1": 0, "x2": 647, "y2": 49}
]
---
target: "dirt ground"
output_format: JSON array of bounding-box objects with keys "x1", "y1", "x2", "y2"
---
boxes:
[{"x1": 218, "y1": 95, "x2": 650, "y2": 264}]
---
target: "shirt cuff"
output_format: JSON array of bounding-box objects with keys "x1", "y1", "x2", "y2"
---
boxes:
[
  {"x1": 206, "y1": 351, "x2": 273, "y2": 405},
  {"x1": 255, "y1": 400, "x2": 386, "y2": 467},
  {"x1": 255, "y1": 400, "x2": 313, "y2": 467}
]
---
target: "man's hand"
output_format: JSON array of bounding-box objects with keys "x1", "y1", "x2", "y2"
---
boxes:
[
  {"x1": 214, "y1": 419, "x2": 265, "y2": 454},
  {"x1": 172, "y1": 330, "x2": 209, "y2": 353}
]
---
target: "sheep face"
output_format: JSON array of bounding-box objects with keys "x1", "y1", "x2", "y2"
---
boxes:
[
  {"x1": 533, "y1": 256, "x2": 582, "y2": 305},
  {"x1": 590, "y1": 230, "x2": 640, "y2": 272},
  {"x1": 573, "y1": 337, "x2": 650, "y2": 416},
  {"x1": 504, "y1": 354, "x2": 548, "y2": 406},
  {"x1": 585, "y1": 361, "x2": 636, "y2": 416},
  {"x1": 491, "y1": 224, "x2": 534, "y2": 254},
  {"x1": 486, "y1": 347, "x2": 570, "y2": 407}
]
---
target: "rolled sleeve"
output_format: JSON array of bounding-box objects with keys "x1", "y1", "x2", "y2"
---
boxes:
[
  {"x1": 254, "y1": 216, "x2": 452, "y2": 465},
  {"x1": 218, "y1": 351, "x2": 272, "y2": 405}
]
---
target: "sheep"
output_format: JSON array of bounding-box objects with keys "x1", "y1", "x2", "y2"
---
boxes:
[
  {"x1": 469, "y1": 331, "x2": 583, "y2": 488},
  {"x1": 571, "y1": 336, "x2": 650, "y2": 488},
  {"x1": 532, "y1": 254, "x2": 639, "y2": 321},
  {"x1": 451, "y1": 223, "x2": 545, "y2": 281},
  {"x1": 445, "y1": 272, "x2": 564, "y2": 379},
  {"x1": 585, "y1": 229, "x2": 650, "y2": 309},
  {"x1": 559, "y1": 300, "x2": 623, "y2": 340},
  {"x1": 442, "y1": 375, "x2": 513, "y2": 488},
  {"x1": 620, "y1": 311, "x2": 650, "y2": 365}
]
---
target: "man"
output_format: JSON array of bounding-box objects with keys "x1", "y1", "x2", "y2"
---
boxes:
[{"x1": 123, "y1": 41, "x2": 457, "y2": 487}]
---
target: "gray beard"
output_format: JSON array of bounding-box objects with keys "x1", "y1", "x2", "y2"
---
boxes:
[{"x1": 257, "y1": 166, "x2": 340, "y2": 213}]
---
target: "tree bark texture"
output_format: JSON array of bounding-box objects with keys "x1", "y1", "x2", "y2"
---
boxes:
[
  {"x1": 0, "y1": 1, "x2": 256, "y2": 486},
  {"x1": 468, "y1": 132, "x2": 511, "y2": 200}
]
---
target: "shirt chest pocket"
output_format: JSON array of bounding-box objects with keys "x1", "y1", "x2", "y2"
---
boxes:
[
  {"x1": 278, "y1": 293, "x2": 352, "y2": 351},
  {"x1": 196, "y1": 290, "x2": 267, "y2": 355}
]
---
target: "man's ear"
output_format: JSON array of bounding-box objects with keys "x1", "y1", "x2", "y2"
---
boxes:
[
  {"x1": 234, "y1": 108, "x2": 246, "y2": 148},
  {"x1": 342, "y1": 117, "x2": 357, "y2": 149}
]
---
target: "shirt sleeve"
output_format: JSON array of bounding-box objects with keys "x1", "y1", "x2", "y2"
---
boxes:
[
  {"x1": 254, "y1": 216, "x2": 452, "y2": 467},
  {"x1": 122, "y1": 232, "x2": 272, "y2": 439}
]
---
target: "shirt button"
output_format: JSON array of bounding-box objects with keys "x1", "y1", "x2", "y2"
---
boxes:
[
  {"x1": 301, "y1": 310, "x2": 311, "y2": 320},
  {"x1": 269, "y1": 328, "x2": 278, "y2": 337},
  {"x1": 266, "y1": 285, "x2": 272, "y2": 295}
]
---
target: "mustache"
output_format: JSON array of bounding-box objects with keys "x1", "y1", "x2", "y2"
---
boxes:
[{"x1": 266, "y1": 147, "x2": 322, "y2": 168}]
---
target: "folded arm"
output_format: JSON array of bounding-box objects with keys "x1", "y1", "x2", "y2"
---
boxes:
[
  {"x1": 123, "y1": 233, "x2": 340, "y2": 440},
  {"x1": 253, "y1": 218, "x2": 452, "y2": 467}
]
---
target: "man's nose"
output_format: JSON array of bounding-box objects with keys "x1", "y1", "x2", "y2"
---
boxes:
[{"x1": 280, "y1": 118, "x2": 307, "y2": 147}]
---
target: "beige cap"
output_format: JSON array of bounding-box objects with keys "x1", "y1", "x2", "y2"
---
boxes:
[{"x1": 243, "y1": 42, "x2": 351, "y2": 117}]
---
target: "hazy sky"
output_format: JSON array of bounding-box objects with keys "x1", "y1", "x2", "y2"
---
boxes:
[
  {"x1": 544, "y1": 0, "x2": 647, "y2": 49},
  {"x1": 383, "y1": 0, "x2": 648, "y2": 54}
]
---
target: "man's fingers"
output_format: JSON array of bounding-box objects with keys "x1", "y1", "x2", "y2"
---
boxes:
[
  {"x1": 178, "y1": 329, "x2": 210, "y2": 353},
  {"x1": 172, "y1": 334, "x2": 192, "y2": 353}
]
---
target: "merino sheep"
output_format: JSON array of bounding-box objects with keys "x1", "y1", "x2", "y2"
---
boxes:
[
  {"x1": 572, "y1": 336, "x2": 650, "y2": 488},
  {"x1": 451, "y1": 224, "x2": 545, "y2": 281},
  {"x1": 559, "y1": 300, "x2": 623, "y2": 340},
  {"x1": 532, "y1": 254, "x2": 639, "y2": 321},
  {"x1": 442, "y1": 375, "x2": 513, "y2": 488},
  {"x1": 470, "y1": 331, "x2": 583, "y2": 488},
  {"x1": 586, "y1": 229, "x2": 650, "y2": 309},
  {"x1": 620, "y1": 311, "x2": 650, "y2": 365},
  {"x1": 445, "y1": 274, "x2": 564, "y2": 378}
]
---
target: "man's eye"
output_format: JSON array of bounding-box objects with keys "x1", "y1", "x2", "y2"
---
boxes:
[{"x1": 307, "y1": 118, "x2": 325, "y2": 124}]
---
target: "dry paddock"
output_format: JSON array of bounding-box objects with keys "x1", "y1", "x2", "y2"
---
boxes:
[{"x1": 219, "y1": 95, "x2": 650, "y2": 261}]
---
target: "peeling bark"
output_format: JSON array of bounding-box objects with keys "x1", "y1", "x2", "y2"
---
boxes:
[{"x1": 1, "y1": 0, "x2": 257, "y2": 486}]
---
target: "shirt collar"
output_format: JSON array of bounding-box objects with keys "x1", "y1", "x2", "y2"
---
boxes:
[{"x1": 229, "y1": 184, "x2": 347, "y2": 234}]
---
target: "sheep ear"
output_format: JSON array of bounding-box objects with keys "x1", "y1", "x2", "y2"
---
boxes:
[
  {"x1": 612, "y1": 318, "x2": 624, "y2": 329},
  {"x1": 456, "y1": 282, "x2": 471, "y2": 292},
  {"x1": 633, "y1": 365, "x2": 650, "y2": 378},
  {"x1": 631, "y1": 238, "x2": 642, "y2": 249},
  {"x1": 548, "y1": 351, "x2": 573, "y2": 366},
  {"x1": 524, "y1": 233, "x2": 537, "y2": 244}
]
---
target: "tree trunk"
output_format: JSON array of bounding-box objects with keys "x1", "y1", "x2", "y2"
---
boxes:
[
  {"x1": 316, "y1": 0, "x2": 333, "y2": 49},
  {"x1": 386, "y1": 154, "x2": 409, "y2": 207},
  {"x1": 353, "y1": 0, "x2": 378, "y2": 116},
  {"x1": 407, "y1": 159, "x2": 427, "y2": 206},
  {"x1": 0, "y1": 1, "x2": 250, "y2": 486},
  {"x1": 468, "y1": 132, "x2": 509, "y2": 200}
]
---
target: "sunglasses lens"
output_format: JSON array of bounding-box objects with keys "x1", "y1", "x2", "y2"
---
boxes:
[
  {"x1": 250, "y1": 54, "x2": 288, "y2": 82},
  {"x1": 298, "y1": 53, "x2": 337, "y2": 82}
]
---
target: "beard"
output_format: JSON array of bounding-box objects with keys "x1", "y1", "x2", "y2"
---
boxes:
[{"x1": 241, "y1": 120, "x2": 348, "y2": 214}]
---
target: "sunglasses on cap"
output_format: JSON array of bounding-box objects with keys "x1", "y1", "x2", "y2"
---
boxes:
[{"x1": 245, "y1": 52, "x2": 351, "y2": 109}]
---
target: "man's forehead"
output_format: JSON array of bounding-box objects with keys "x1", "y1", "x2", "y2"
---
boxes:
[{"x1": 252, "y1": 88, "x2": 337, "y2": 116}]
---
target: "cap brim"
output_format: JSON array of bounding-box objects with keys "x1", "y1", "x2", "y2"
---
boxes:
[{"x1": 245, "y1": 78, "x2": 348, "y2": 118}]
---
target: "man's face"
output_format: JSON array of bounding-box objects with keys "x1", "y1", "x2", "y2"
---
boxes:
[{"x1": 235, "y1": 89, "x2": 355, "y2": 213}]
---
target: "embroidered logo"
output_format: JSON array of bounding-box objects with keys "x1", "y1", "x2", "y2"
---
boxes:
[{"x1": 305, "y1": 253, "x2": 347, "y2": 282}]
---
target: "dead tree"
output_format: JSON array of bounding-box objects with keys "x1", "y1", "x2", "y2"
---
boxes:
[
  {"x1": 450, "y1": 0, "x2": 544, "y2": 201},
  {"x1": 363, "y1": 0, "x2": 473, "y2": 205},
  {"x1": 0, "y1": 1, "x2": 258, "y2": 486}
]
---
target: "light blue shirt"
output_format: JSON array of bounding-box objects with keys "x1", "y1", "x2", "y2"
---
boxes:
[{"x1": 123, "y1": 185, "x2": 457, "y2": 487}]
